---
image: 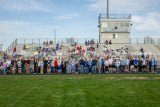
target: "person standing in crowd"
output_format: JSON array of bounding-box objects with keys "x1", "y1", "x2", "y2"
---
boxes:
[
  {"x1": 25, "y1": 62, "x2": 30, "y2": 74},
  {"x1": 47, "y1": 58, "x2": 51, "y2": 74},
  {"x1": 58, "y1": 58, "x2": 62, "y2": 73},
  {"x1": 97, "y1": 57, "x2": 101, "y2": 74},
  {"x1": 101, "y1": 58, "x2": 105, "y2": 73},
  {"x1": 125, "y1": 57, "x2": 130, "y2": 73},
  {"x1": 40, "y1": 59, "x2": 44, "y2": 74},
  {"x1": 17, "y1": 59, "x2": 22, "y2": 74},
  {"x1": 121, "y1": 57, "x2": 126, "y2": 73},
  {"x1": 134, "y1": 58, "x2": 139, "y2": 73},
  {"x1": 104, "y1": 58, "x2": 109, "y2": 73},
  {"x1": 149, "y1": 59, "x2": 153, "y2": 73},
  {"x1": 3, "y1": 60, "x2": 7, "y2": 75},
  {"x1": 142, "y1": 58, "x2": 146, "y2": 72},
  {"x1": 75, "y1": 59, "x2": 79, "y2": 74},
  {"x1": 30, "y1": 58, "x2": 34, "y2": 73},
  {"x1": 61, "y1": 59, "x2": 67, "y2": 74},
  {"x1": 152, "y1": 58, "x2": 158, "y2": 73},
  {"x1": 70, "y1": 59, "x2": 76, "y2": 74},
  {"x1": 54, "y1": 58, "x2": 58, "y2": 73},
  {"x1": 25, "y1": 58, "x2": 30, "y2": 74},
  {"x1": 37, "y1": 59, "x2": 41, "y2": 74},
  {"x1": 145, "y1": 57, "x2": 149, "y2": 72},
  {"x1": 79, "y1": 57, "x2": 84, "y2": 74},
  {"x1": 10, "y1": 58, "x2": 15, "y2": 74},
  {"x1": 138, "y1": 58, "x2": 143, "y2": 73},
  {"x1": 115, "y1": 59, "x2": 121, "y2": 73},
  {"x1": 34, "y1": 59, "x2": 38, "y2": 74},
  {"x1": 112, "y1": 57, "x2": 116, "y2": 73},
  {"x1": 88, "y1": 58, "x2": 93, "y2": 74},
  {"x1": 108, "y1": 57, "x2": 113, "y2": 73},
  {"x1": 91, "y1": 57, "x2": 97, "y2": 74},
  {"x1": 51, "y1": 59, "x2": 54, "y2": 73},
  {"x1": 84, "y1": 58, "x2": 89, "y2": 74},
  {"x1": 67, "y1": 58, "x2": 71, "y2": 74}
]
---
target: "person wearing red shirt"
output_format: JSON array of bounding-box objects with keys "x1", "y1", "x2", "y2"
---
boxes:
[
  {"x1": 54, "y1": 58, "x2": 58, "y2": 73},
  {"x1": 13, "y1": 47, "x2": 16, "y2": 52}
]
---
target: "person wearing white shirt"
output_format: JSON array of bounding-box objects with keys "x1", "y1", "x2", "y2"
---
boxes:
[
  {"x1": 108, "y1": 57, "x2": 113, "y2": 73},
  {"x1": 125, "y1": 58, "x2": 130, "y2": 73},
  {"x1": 104, "y1": 59, "x2": 109, "y2": 73},
  {"x1": 115, "y1": 59, "x2": 121, "y2": 73}
]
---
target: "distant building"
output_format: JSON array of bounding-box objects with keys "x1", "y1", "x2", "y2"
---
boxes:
[{"x1": 98, "y1": 0, "x2": 132, "y2": 44}]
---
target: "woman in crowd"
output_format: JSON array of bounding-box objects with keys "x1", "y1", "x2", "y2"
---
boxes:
[{"x1": 3, "y1": 60, "x2": 7, "y2": 75}]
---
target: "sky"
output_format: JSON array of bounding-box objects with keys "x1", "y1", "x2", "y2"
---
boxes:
[{"x1": 0, "y1": 0, "x2": 160, "y2": 50}]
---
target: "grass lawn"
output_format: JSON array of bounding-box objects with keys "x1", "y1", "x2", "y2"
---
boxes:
[{"x1": 0, "y1": 74, "x2": 160, "y2": 107}]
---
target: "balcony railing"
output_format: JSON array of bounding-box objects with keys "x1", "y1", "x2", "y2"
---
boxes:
[{"x1": 99, "y1": 14, "x2": 131, "y2": 19}]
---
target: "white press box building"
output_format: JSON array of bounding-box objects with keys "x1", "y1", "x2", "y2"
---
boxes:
[{"x1": 98, "y1": 0, "x2": 132, "y2": 44}]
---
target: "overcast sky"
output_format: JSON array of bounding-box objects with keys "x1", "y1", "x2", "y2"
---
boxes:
[{"x1": 0, "y1": 0, "x2": 160, "y2": 50}]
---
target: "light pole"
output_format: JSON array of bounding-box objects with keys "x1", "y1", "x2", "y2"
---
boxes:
[{"x1": 98, "y1": 14, "x2": 101, "y2": 43}]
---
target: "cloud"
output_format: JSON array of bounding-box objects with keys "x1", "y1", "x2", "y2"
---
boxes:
[
  {"x1": 87, "y1": 0, "x2": 160, "y2": 14},
  {"x1": 0, "y1": 0, "x2": 52, "y2": 12},
  {"x1": 87, "y1": 0, "x2": 160, "y2": 34},
  {"x1": 132, "y1": 12, "x2": 160, "y2": 32},
  {"x1": 55, "y1": 13, "x2": 79, "y2": 20}
]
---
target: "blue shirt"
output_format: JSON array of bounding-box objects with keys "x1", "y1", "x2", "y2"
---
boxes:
[{"x1": 134, "y1": 59, "x2": 139, "y2": 65}]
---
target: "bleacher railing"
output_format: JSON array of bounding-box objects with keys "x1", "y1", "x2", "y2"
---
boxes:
[{"x1": 5, "y1": 38, "x2": 160, "y2": 54}]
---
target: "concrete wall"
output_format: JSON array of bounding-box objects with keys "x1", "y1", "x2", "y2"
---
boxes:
[{"x1": 100, "y1": 33, "x2": 130, "y2": 43}]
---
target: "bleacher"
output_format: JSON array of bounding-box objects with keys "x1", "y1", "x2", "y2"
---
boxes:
[{"x1": 4, "y1": 38, "x2": 160, "y2": 60}]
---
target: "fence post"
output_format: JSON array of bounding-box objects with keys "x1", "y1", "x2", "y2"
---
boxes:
[
  {"x1": 24, "y1": 39, "x2": 26, "y2": 45},
  {"x1": 39, "y1": 39, "x2": 40, "y2": 45},
  {"x1": 137, "y1": 38, "x2": 138, "y2": 44},
  {"x1": 15, "y1": 39, "x2": 17, "y2": 45},
  {"x1": 62, "y1": 38, "x2": 63, "y2": 45},
  {"x1": 32, "y1": 39, "x2": 33, "y2": 45}
]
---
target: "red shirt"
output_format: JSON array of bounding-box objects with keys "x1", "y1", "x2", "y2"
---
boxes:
[
  {"x1": 82, "y1": 49, "x2": 85, "y2": 53},
  {"x1": 54, "y1": 60, "x2": 58, "y2": 67},
  {"x1": 13, "y1": 47, "x2": 16, "y2": 52}
]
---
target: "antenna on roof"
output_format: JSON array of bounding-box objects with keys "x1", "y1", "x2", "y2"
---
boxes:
[{"x1": 107, "y1": 0, "x2": 109, "y2": 19}]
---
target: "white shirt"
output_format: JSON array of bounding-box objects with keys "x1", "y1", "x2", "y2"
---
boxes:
[
  {"x1": 104, "y1": 60, "x2": 109, "y2": 66},
  {"x1": 108, "y1": 58, "x2": 113, "y2": 65}
]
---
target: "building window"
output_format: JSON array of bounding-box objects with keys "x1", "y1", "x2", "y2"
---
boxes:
[
  {"x1": 113, "y1": 34, "x2": 116, "y2": 39},
  {"x1": 125, "y1": 23, "x2": 129, "y2": 27},
  {"x1": 120, "y1": 23, "x2": 124, "y2": 27}
]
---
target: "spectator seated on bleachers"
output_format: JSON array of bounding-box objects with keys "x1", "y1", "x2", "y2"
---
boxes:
[
  {"x1": 109, "y1": 40, "x2": 112, "y2": 45},
  {"x1": 140, "y1": 48, "x2": 144, "y2": 53}
]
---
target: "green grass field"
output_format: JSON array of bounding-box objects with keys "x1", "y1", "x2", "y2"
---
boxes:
[{"x1": 0, "y1": 74, "x2": 160, "y2": 107}]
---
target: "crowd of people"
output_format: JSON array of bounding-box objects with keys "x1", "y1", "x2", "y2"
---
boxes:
[
  {"x1": 1, "y1": 40, "x2": 159, "y2": 75},
  {"x1": 1, "y1": 55, "x2": 158, "y2": 75}
]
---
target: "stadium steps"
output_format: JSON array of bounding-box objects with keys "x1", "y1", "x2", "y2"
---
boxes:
[
  {"x1": 146, "y1": 44, "x2": 160, "y2": 54},
  {"x1": 124, "y1": 44, "x2": 136, "y2": 52},
  {"x1": 138, "y1": 44, "x2": 152, "y2": 53},
  {"x1": 154, "y1": 45, "x2": 160, "y2": 50}
]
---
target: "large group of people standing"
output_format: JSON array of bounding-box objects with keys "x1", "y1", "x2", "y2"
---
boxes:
[{"x1": 1, "y1": 39, "x2": 159, "y2": 75}]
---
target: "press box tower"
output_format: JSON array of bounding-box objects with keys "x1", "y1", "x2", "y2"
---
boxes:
[{"x1": 98, "y1": 0, "x2": 131, "y2": 43}]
